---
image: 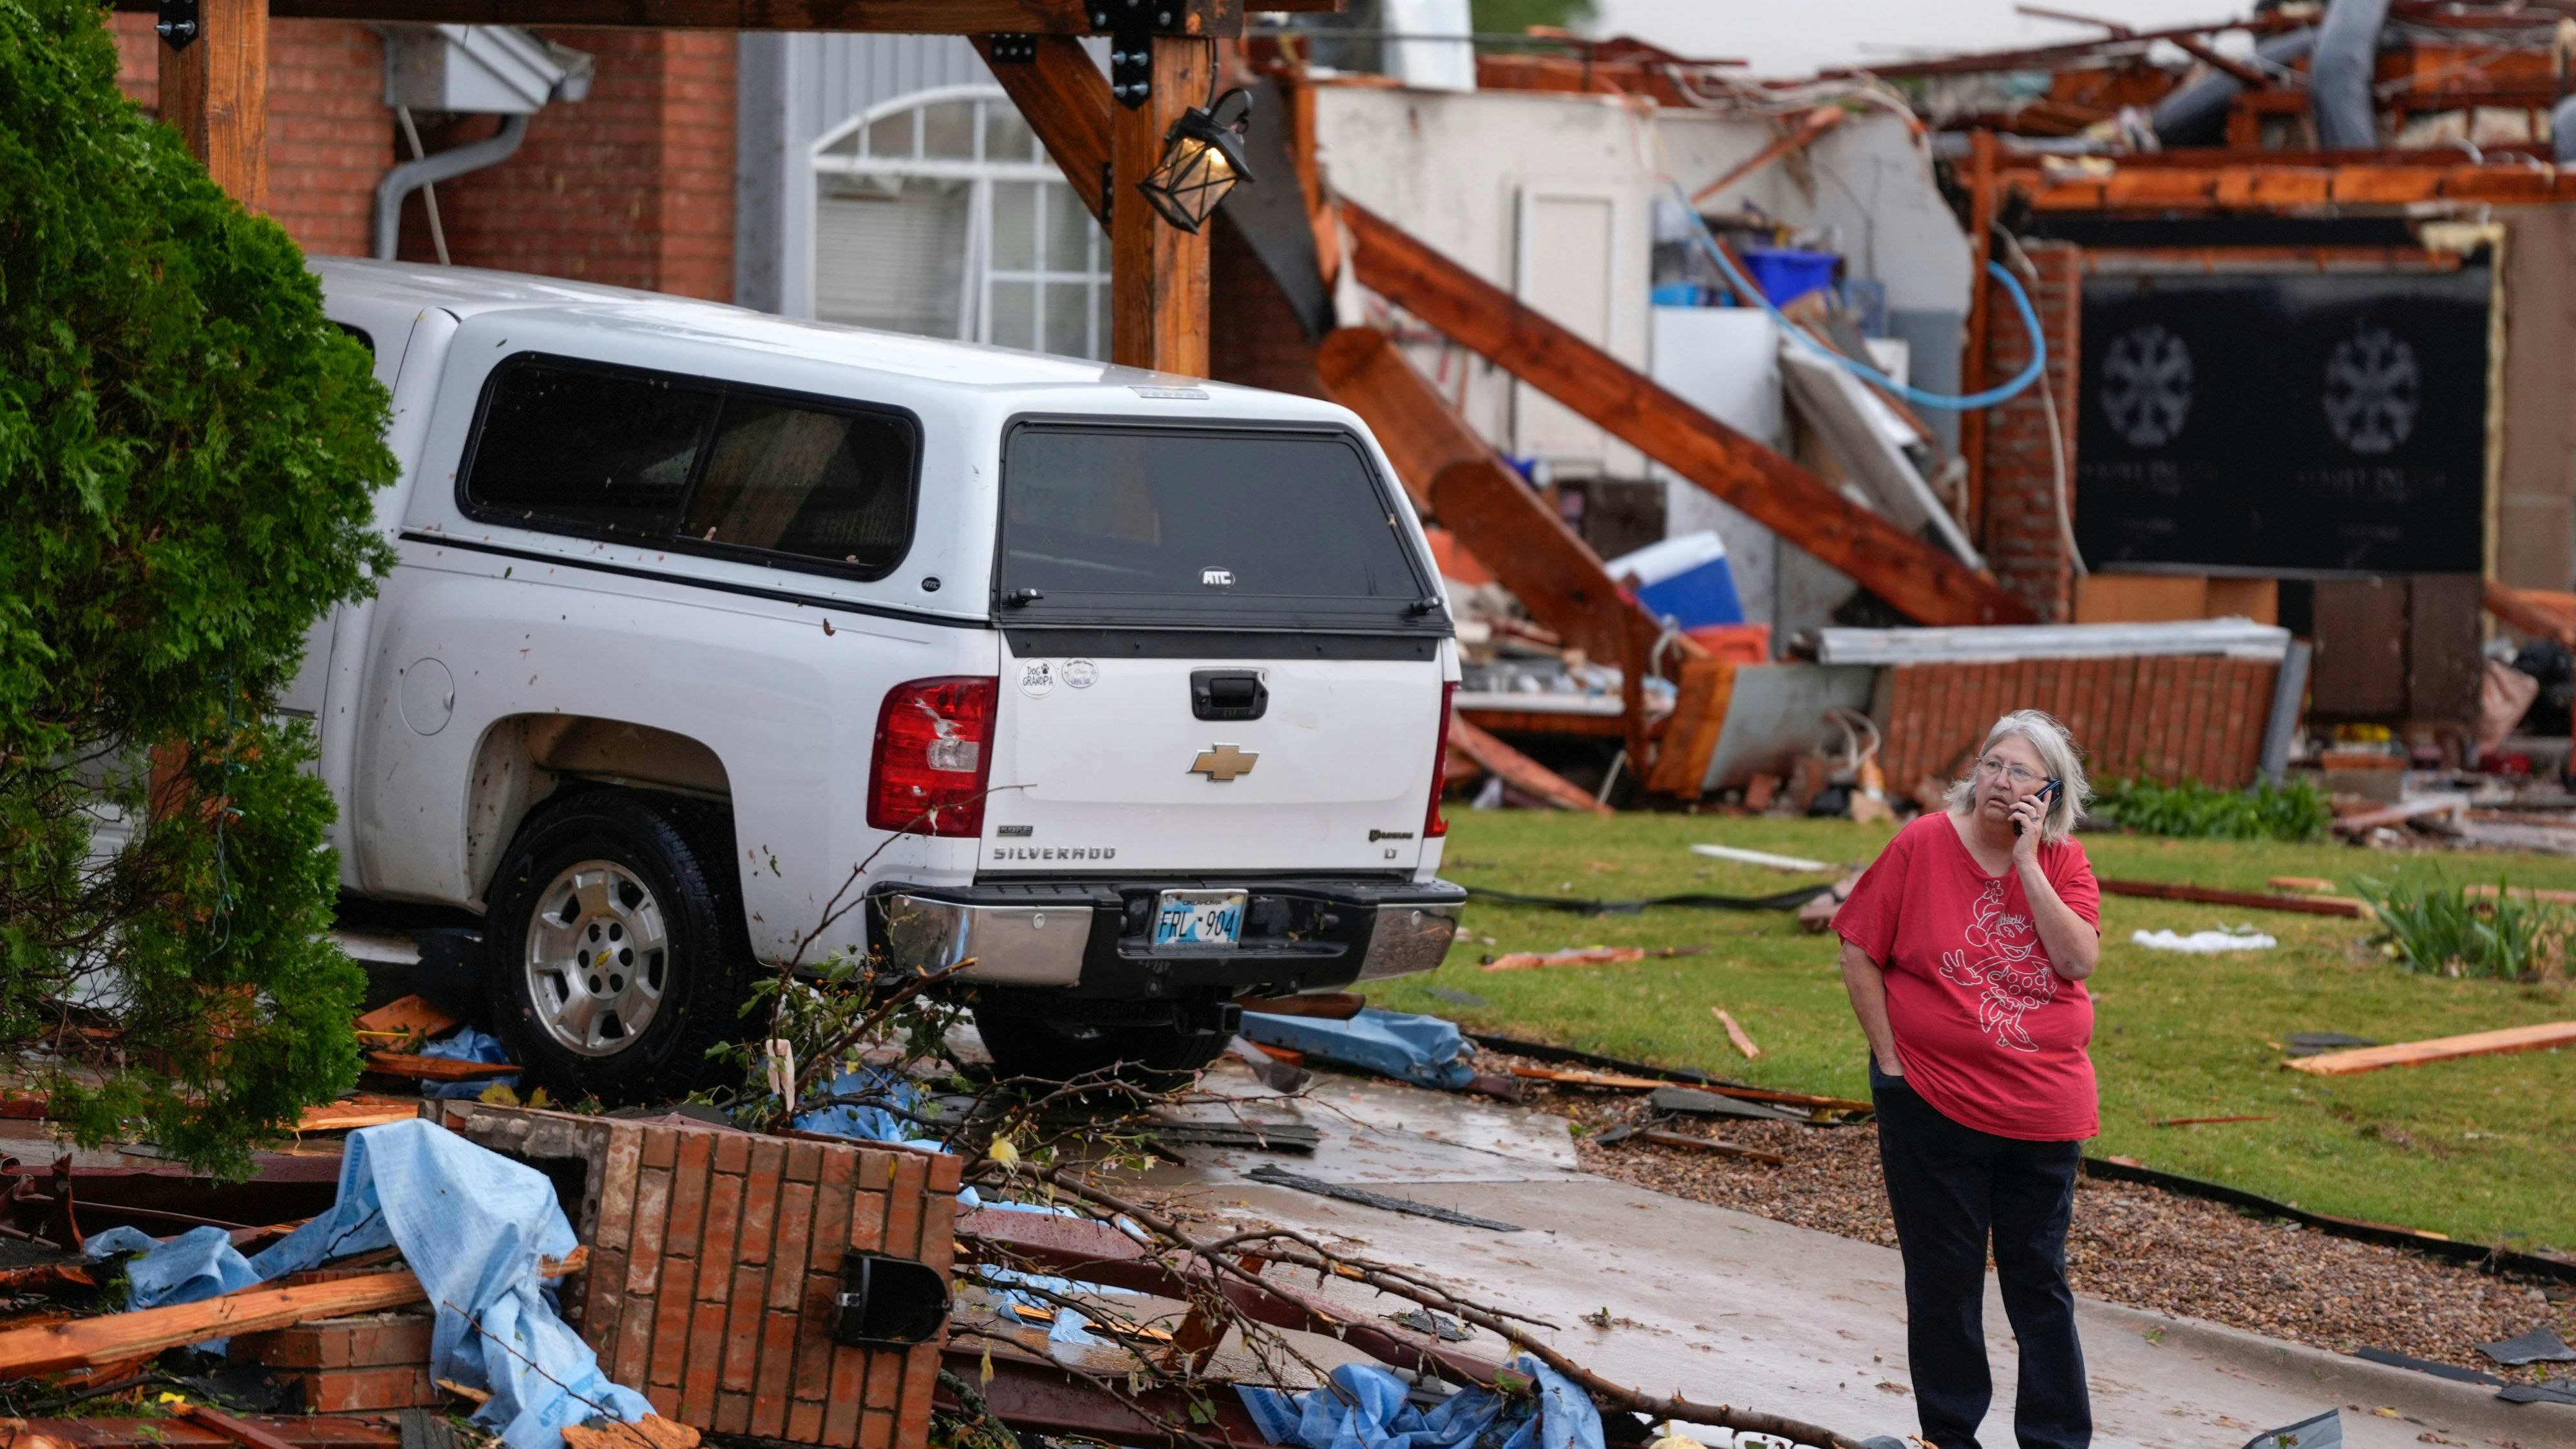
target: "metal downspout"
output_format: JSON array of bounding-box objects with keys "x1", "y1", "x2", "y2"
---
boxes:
[
  {"x1": 372, "y1": 113, "x2": 531, "y2": 261},
  {"x1": 2311, "y1": 0, "x2": 2394, "y2": 149}
]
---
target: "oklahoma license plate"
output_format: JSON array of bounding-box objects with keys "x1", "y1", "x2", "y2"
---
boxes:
[{"x1": 1153, "y1": 889, "x2": 1247, "y2": 949}]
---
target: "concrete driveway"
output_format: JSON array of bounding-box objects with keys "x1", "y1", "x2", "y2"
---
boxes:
[{"x1": 1146, "y1": 1060, "x2": 2571, "y2": 1449}]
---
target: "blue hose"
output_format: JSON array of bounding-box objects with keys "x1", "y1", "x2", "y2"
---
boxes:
[{"x1": 1680, "y1": 187, "x2": 2045, "y2": 412}]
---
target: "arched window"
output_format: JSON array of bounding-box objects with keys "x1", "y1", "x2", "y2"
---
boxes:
[{"x1": 809, "y1": 86, "x2": 1108, "y2": 361}]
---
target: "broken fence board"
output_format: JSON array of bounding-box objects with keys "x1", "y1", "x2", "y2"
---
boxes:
[
  {"x1": 2282, "y1": 1020, "x2": 2576, "y2": 1075},
  {"x1": 2098, "y1": 878, "x2": 2369, "y2": 918},
  {"x1": 1634, "y1": 1130, "x2": 1786, "y2": 1166}
]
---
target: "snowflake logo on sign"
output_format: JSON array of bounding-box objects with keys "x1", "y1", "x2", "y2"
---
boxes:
[
  {"x1": 2322, "y1": 326, "x2": 2420, "y2": 456},
  {"x1": 2099, "y1": 325, "x2": 2193, "y2": 448}
]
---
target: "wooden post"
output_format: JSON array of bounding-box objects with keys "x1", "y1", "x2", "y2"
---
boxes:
[
  {"x1": 1110, "y1": 35, "x2": 1211, "y2": 375},
  {"x1": 160, "y1": 0, "x2": 269, "y2": 209}
]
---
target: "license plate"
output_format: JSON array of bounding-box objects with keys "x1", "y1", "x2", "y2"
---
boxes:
[{"x1": 1153, "y1": 889, "x2": 1247, "y2": 949}]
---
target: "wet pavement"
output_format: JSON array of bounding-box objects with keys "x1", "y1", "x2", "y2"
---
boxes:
[{"x1": 1146, "y1": 1057, "x2": 2572, "y2": 1449}]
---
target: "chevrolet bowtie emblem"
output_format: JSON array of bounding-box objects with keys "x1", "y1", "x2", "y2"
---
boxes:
[{"x1": 1189, "y1": 744, "x2": 1258, "y2": 782}]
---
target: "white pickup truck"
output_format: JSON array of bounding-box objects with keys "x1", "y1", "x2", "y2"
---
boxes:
[{"x1": 295, "y1": 259, "x2": 1466, "y2": 1102}]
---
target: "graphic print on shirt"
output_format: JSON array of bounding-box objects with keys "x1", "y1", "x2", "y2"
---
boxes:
[{"x1": 1936, "y1": 876, "x2": 2058, "y2": 1053}]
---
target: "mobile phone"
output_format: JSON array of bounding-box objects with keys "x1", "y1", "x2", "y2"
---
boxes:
[{"x1": 2014, "y1": 777, "x2": 2063, "y2": 837}]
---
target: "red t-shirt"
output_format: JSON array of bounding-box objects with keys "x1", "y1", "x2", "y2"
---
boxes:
[{"x1": 1835, "y1": 811, "x2": 2101, "y2": 1141}]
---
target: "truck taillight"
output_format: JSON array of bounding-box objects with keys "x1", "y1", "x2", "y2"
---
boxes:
[
  {"x1": 1425, "y1": 681, "x2": 1457, "y2": 839},
  {"x1": 867, "y1": 676, "x2": 998, "y2": 837}
]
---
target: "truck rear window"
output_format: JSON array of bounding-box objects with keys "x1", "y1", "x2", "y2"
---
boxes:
[
  {"x1": 460, "y1": 354, "x2": 918, "y2": 579},
  {"x1": 998, "y1": 424, "x2": 1438, "y2": 629}
]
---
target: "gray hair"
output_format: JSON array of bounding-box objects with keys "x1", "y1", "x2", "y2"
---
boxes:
[{"x1": 1943, "y1": 709, "x2": 2090, "y2": 844}]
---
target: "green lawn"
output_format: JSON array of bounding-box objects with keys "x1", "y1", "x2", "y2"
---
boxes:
[{"x1": 1374, "y1": 812, "x2": 2576, "y2": 1250}]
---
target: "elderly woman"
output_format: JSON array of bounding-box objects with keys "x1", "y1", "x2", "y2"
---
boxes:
[{"x1": 1833, "y1": 709, "x2": 2101, "y2": 1449}]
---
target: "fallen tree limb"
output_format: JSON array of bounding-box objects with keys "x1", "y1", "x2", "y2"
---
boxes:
[{"x1": 1007, "y1": 1165, "x2": 1863, "y2": 1449}]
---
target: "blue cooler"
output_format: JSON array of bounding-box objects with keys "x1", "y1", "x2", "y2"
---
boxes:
[{"x1": 1606, "y1": 531, "x2": 1745, "y2": 629}]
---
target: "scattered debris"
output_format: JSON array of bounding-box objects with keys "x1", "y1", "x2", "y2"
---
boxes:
[
  {"x1": 1647, "y1": 1086, "x2": 1808, "y2": 1123},
  {"x1": 1710, "y1": 1008, "x2": 1763, "y2": 1060},
  {"x1": 2099, "y1": 878, "x2": 2369, "y2": 919},
  {"x1": 1448, "y1": 718, "x2": 1613, "y2": 816},
  {"x1": 2466, "y1": 883, "x2": 2576, "y2": 906},
  {"x1": 2239, "y1": 1409, "x2": 2341, "y2": 1449},
  {"x1": 1226, "y1": 1036, "x2": 1312, "y2": 1094},
  {"x1": 2477, "y1": 1325, "x2": 2576, "y2": 1365},
  {"x1": 1795, "y1": 873, "x2": 1862, "y2": 934},
  {"x1": 2497, "y1": 1379, "x2": 2576, "y2": 1405},
  {"x1": 1235, "y1": 993, "x2": 1365, "y2": 1020},
  {"x1": 2354, "y1": 1347, "x2": 2503, "y2": 1385},
  {"x1": 2268, "y1": 877, "x2": 2339, "y2": 895},
  {"x1": 295, "y1": 1097, "x2": 422, "y2": 1134},
  {"x1": 2333, "y1": 796, "x2": 2474, "y2": 838},
  {"x1": 2154, "y1": 1116, "x2": 2271, "y2": 1128},
  {"x1": 1515, "y1": 1065, "x2": 1672, "y2": 1090},
  {"x1": 2284, "y1": 1021, "x2": 2576, "y2": 1076},
  {"x1": 1481, "y1": 945, "x2": 1705, "y2": 972},
  {"x1": 0, "y1": 1271, "x2": 428, "y2": 1378},
  {"x1": 1238, "y1": 1007, "x2": 1481, "y2": 1091},
  {"x1": 1386, "y1": 1308, "x2": 1472, "y2": 1342},
  {"x1": 350, "y1": 996, "x2": 462, "y2": 1054},
  {"x1": 2130, "y1": 929, "x2": 2277, "y2": 954},
  {"x1": 1688, "y1": 843, "x2": 1833, "y2": 873},
  {"x1": 1242, "y1": 1166, "x2": 1524, "y2": 1233},
  {"x1": 357, "y1": 1052, "x2": 515, "y2": 1084},
  {"x1": 1633, "y1": 1130, "x2": 1786, "y2": 1165}
]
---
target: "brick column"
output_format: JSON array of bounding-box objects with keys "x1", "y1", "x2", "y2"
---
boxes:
[{"x1": 1979, "y1": 240, "x2": 2084, "y2": 621}]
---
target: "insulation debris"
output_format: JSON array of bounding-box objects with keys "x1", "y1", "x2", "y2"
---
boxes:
[{"x1": 2129, "y1": 929, "x2": 2277, "y2": 953}]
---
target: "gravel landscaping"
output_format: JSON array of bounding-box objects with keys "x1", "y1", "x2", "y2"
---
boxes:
[{"x1": 1499, "y1": 1068, "x2": 2576, "y2": 1376}]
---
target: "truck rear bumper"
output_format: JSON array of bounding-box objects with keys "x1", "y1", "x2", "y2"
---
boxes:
[{"x1": 869, "y1": 876, "x2": 1466, "y2": 996}]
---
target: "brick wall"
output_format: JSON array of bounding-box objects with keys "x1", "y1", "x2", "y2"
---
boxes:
[
  {"x1": 112, "y1": 15, "x2": 391, "y2": 259},
  {"x1": 1874, "y1": 654, "x2": 2282, "y2": 791},
  {"x1": 411, "y1": 31, "x2": 735, "y2": 300},
  {"x1": 112, "y1": 17, "x2": 733, "y2": 298},
  {"x1": 1980, "y1": 240, "x2": 2084, "y2": 621},
  {"x1": 440, "y1": 1103, "x2": 948, "y2": 1449}
]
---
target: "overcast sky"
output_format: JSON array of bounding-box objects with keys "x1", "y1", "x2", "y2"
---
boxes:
[{"x1": 1588, "y1": 1, "x2": 2259, "y2": 76}]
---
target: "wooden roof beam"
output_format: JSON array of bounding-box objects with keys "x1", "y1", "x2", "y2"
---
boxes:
[{"x1": 1339, "y1": 200, "x2": 2032, "y2": 627}]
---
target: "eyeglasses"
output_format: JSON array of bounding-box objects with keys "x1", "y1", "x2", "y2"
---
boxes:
[{"x1": 1976, "y1": 756, "x2": 2046, "y2": 788}]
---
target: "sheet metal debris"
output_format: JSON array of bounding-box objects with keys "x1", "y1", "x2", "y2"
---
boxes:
[{"x1": 1243, "y1": 1167, "x2": 1525, "y2": 1233}]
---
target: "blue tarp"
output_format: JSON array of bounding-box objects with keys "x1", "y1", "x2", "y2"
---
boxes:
[
  {"x1": 1238, "y1": 1357, "x2": 1604, "y2": 1449},
  {"x1": 419, "y1": 1025, "x2": 519, "y2": 1100},
  {"x1": 793, "y1": 1066, "x2": 945, "y2": 1151},
  {"x1": 100, "y1": 1120, "x2": 649, "y2": 1449},
  {"x1": 85, "y1": 1225, "x2": 259, "y2": 1311},
  {"x1": 1238, "y1": 1009, "x2": 1479, "y2": 1091}
]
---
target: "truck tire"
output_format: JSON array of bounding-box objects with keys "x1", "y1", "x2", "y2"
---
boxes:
[
  {"x1": 484, "y1": 790, "x2": 753, "y2": 1105},
  {"x1": 973, "y1": 1010, "x2": 1228, "y2": 1093}
]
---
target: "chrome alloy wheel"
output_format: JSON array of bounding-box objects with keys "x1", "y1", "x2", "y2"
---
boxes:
[{"x1": 526, "y1": 860, "x2": 670, "y2": 1057}]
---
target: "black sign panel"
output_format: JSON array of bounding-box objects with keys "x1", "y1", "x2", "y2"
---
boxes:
[{"x1": 2074, "y1": 267, "x2": 2489, "y2": 574}]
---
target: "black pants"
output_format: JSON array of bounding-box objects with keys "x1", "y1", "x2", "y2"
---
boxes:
[{"x1": 1870, "y1": 1063, "x2": 2089, "y2": 1449}]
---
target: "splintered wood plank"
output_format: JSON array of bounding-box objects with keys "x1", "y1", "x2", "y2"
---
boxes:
[
  {"x1": 0, "y1": 1273, "x2": 426, "y2": 1378},
  {"x1": 1446, "y1": 717, "x2": 1612, "y2": 815},
  {"x1": 351, "y1": 995, "x2": 462, "y2": 1052},
  {"x1": 294, "y1": 1097, "x2": 420, "y2": 1133},
  {"x1": 2283, "y1": 1021, "x2": 2576, "y2": 1076},
  {"x1": 361, "y1": 1052, "x2": 518, "y2": 1081}
]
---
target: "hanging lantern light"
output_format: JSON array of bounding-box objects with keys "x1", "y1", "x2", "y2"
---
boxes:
[{"x1": 1136, "y1": 88, "x2": 1256, "y2": 235}]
